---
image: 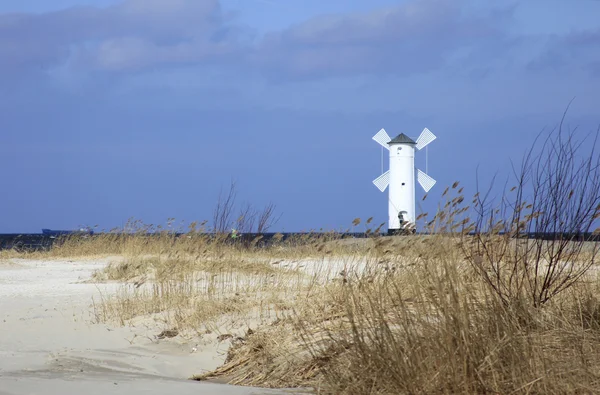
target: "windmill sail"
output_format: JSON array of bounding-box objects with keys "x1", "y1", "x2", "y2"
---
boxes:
[
  {"x1": 372, "y1": 128, "x2": 391, "y2": 150},
  {"x1": 416, "y1": 128, "x2": 437, "y2": 150},
  {"x1": 373, "y1": 170, "x2": 390, "y2": 192},
  {"x1": 417, "y1": 169, "x2": 436, "y2": 193}
]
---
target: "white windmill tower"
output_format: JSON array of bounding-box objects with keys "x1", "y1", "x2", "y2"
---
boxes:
[{"x1": 372, "y1": 128, "x2": 437, "y2": 234}]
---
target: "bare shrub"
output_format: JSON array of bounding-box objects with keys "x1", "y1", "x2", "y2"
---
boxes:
[
  {"x1": 212, "y1": 182, "x2": 281, "y2": 243},
  {"x1": 462, "y1": 112, "x2": 600, "y2": 306},
  {"x1": 213, "y1": 180, "x2": 238, "y2": 235},
  {"x1": 256, "y1": 202, "x2": 281, "y2": 234},
  {"x1": 236, "y1": 202, "x2": 257, "y2": 234},
  {"x1": 302, "y1": 251, "x2": 600, "y2": 394}
]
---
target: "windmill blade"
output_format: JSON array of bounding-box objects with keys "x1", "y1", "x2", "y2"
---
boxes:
[
  {"x1": 417, "y1": 169, "x2": 436, "y2": 192},
  {"x1": 373, "y1": 170, "x2": 390, "y2": 192},
  {"x1": 416, "y1": 128, "x2": 437, "y2": 150},
  {"x1": 372, "y1": 128, "x2": 391, "y2": 150}
]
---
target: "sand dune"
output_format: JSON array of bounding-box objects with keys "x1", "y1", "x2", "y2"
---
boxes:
[{"x1": 0, "y1": 259, "x2": 293, "y2": 395}]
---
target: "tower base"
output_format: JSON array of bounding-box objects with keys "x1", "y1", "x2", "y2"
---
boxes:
[{"x1": 387, "y1": 228, "x2": 416, "y2": 236}]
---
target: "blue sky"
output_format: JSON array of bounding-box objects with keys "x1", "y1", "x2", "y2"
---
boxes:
[{"x1": 1, "y1": 0, "x2": 599, "y2": 233}]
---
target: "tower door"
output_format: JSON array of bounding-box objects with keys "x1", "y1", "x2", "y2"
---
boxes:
[{"x1": 398, "y1": 211, "x2": 408, "y2": 227}]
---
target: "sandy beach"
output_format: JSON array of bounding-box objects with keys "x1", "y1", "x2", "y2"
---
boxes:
[{"x1": 0, "y1": 258, "x2": 295, "y2": 395}]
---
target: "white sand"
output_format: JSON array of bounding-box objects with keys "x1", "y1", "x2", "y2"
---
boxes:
[{"x1": 0, "y1": 259, "x2": 295, "y2": 395}]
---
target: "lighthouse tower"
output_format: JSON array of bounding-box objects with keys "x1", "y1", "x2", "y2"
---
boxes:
[
  {"x1": 372, "y1": 128, "x2": 437, "y2": 235},
  {"x1": 388, "y1": 133, "x2": 417, "y2": 232}
]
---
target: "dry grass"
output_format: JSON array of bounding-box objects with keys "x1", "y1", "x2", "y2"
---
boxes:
[
  {"x1": 0, "y1": 249, "x2": 26, "y2": 262},
  {"x1": 6, "y1": 168, "x2": 600, "y2": 394},
  {"x1": 8, "y1": 223, "x2": 600, "y2": 393},
  {"x1": 187, "y1": 236, "x2": 600, "y2": 394},
  {"x1": 91, "y1": 258, "x2": 309, "y2": 332},
  {"x1": 3, "y1": 197, "x2": 599, "y2": 395}
]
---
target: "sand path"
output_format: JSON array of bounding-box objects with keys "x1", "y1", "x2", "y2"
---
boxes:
[{"x1": 0, "y1": 259, "x2": 293, "y2": 395}]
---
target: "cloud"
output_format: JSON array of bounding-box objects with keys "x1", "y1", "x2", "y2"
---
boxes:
[
  {"x1": 0, "y1": 0, "x2": 588, "y2": 84},
  {"x1": 251, "y1": 0, "x2": 517, "y2": 79},
  {"x1": 0, "y1": 0, "x2": 241, "y2": 75},
  {"x1": 528, "y1": 29, "x2": 600, "y2": 75}
]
